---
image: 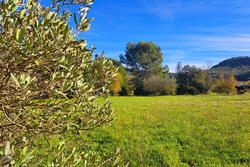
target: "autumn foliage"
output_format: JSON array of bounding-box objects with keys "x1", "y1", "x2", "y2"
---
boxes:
[
  {"x1": 212, "y1": 72, "x2": 237, "y2": 94},
  {"x1": 109, "y1": 71, "x2": 123, "y2": 95}
]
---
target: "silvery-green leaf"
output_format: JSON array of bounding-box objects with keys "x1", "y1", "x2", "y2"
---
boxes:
[
  {"x1": 20, "y1": 9, "x2": 26, "y2": 19},
  {"x1": 4, "y1": 141, "x2": 10, "y2": 156},
  {"x1": 11, "y1": 73, "x2": 21, "y2": 88},
  {"x1": 16, "y1": 28, "x2": 21, "y2": 40}
]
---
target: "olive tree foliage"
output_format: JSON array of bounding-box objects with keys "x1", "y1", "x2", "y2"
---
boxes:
[{"x1": 0, "y1": 0, "x2": 117, "y2": 165}]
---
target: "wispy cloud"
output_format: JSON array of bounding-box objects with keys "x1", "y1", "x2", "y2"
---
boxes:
[
  {"x1": 163, "y1": 50, "x2": 186, "y2": 61},
  {"x1": 140, "y1": 0, "x2": 187, "y2": 20},
  {"x1": 84, "y1": 0, "x2": 250, "y2": 73},
  {"x1": 158, "y1": 33, "x2": 250, "y2": 52},
  {"x1": 139, "y1": 0, "x2": 211, "y2": 20},
  {"x1": 189, "y1": 34, "x2": 250, "y2": 52},
  {"x1": 166, "y1": 60, "x2": 223, "y2": 73},
  {"x1": 166, "y1": 62, "x2": 210, "y2": 73},
  {"x1": 161, "y1": 32, "x2": 250, "y2": 72},
  {"x1": 140, "y1": 0, "x2": 250, "y2": 20}
]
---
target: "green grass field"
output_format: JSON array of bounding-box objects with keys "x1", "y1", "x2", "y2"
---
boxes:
[{"x1": 82, "y1": 94, "x2": 250, "y2": 166}]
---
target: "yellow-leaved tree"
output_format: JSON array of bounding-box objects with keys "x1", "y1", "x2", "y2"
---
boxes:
[
  {"x1": 212, "y1": 72, "x2": 237, "y2": 94},
  {"x1": 109, "y1": 71, "x2": 123, "y2": 95}
]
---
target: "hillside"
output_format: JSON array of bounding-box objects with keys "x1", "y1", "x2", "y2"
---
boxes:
[{"x1": 211, "y1": 56, "x2": 250, "y2": 81}]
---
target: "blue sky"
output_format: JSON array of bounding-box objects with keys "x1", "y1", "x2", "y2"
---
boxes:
[{"x1": 78, "y1": 0, "x2": 250, "y2": 72}]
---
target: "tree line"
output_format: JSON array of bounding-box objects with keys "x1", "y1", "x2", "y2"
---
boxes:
[{"x1": 109, "y1": 41, "x2": 242, "y2": 96}]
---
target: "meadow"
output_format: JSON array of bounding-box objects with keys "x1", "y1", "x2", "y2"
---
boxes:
[{"x1": 82, "y1": 94, "x2": 250, "y2": 166}]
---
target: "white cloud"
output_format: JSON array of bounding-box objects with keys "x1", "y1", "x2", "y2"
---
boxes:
[
  {"x1": 189, "y1": 34, "x2": 250, "y2": 52},
  {"x1": 139, "y1": 0, "x2": 250, "y2": 21},
  {"x1": 163, "y1": 50, "x2": 186, "y2": 61},
  {"x1": 167, "y1": 61, "x2": 218, "y2": 73}
]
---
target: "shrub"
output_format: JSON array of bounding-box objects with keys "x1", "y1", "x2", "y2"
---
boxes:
[
  {"x1": 143, "y1": 75, "x2": 176, "y2": 95},
  {"x1": 212, "y1": 72, "x2": 237, "y2": 94},
  {"x1": 133, "y1": 78, "x2": 146, "y2": 96},
  {"x1": 235, "y1": 84, "x2": 250, "y2": 94}
]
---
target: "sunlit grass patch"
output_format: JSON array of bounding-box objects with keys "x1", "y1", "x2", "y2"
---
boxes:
[{"x1": 82, "y1": 94, "x2": 250, "y2": 166}]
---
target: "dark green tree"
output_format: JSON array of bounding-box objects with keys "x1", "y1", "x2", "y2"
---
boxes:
[
  {"x1": 176, "y1": 65, "x2": 208, "y2": 95},
  {"x1": 120, "y1": 42, "x2": 163, "y2": 79}
]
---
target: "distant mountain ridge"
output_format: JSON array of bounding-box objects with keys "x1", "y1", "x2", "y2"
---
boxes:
[
  {"x1": 212, "y1": 56, "x2": 250, "y2": 69},
  {"x1": 211, "y1": 56, "x2": 250, "y2": 81}
]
